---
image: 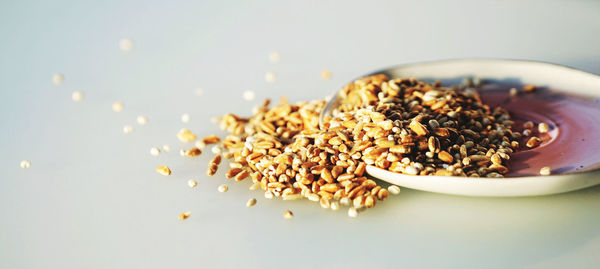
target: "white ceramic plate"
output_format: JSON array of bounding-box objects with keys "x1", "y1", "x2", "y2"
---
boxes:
[{"x1": 343, "y1": 59, "x2": 600, "y2": 197}]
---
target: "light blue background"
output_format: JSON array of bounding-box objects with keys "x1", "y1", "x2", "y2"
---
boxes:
[{"x1": 1, "y1": 0, "x2": 599, "y2": 268}]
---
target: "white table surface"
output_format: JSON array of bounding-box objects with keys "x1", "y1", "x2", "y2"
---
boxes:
[{"x1": 1, "y1": 0, "x2": 599, "y2": 268}]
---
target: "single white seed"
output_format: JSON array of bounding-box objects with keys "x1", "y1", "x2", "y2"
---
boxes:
[
  {"x1": 243, "y1": 90, "x2": 255, "y2": 101},
  {"x1": 188, "y1": 179, "x2": 198, "y2": 188},
  {"x1": 20, "y1": 160, "x2": 31, "y2": 169},
  {"x1": 112, "y1": 102, "x2": 123, "y2": 112},
  {"x1": 539, "y1": 166, "x2": 551, "y2": 176},
  {"x1": 217, "y1": 184, "x2": 229, "y2": 193},
  {"x1": 269, "y1": 51, "x2": 280, "y2": 63},
  {"x1": 538, "y1": 123, "x2": 550, "y2": 133},
  {"x1": 307, "y1": 193, "x2": 320, "y2": 202},
  {"x1": 181, "y1": 113, "x2": 190, "y2": 123},
  {"x1": 52, "y1": 73, "x2": 64, "y2": 85},
  {"x1": 509, "y1": 88, "x2": 518, "y2": 96},
  {"x1": 265, "y1": 72, "x2": 276, "y2": 83},
  {"x1": 150, "y1": 147, "x2": 160, "y2": 156},
  {"x1": 122, "y1": 125, "x2": 133, "y2": 134},
  {"x1": 119, "y1": 38, "x2": 133, "y2": 51},
  {"x1": 194, "y1": 88, "x2": 204, "y2": 96},
  {"x1": 348, "y1": 207, "x2": 358, "y2": 218},
  {"x1": 246, "y1": 198, "x2": 257, "y2": 207},
  {"x1": 162, "y1": 144, "x2": 171, "y2": 152},
  {"x1": 136, "y1": 116, "x2": 148, "y2": 125},
  {"x1": 283, "y1": 210, "x2": 294, "y2": 219},
  {"x1": 71, "y1": 91, "x2": 83, "y2": 102},
  {"x1": 388, "y1": 185, "x2": 401, "y2": 195}
]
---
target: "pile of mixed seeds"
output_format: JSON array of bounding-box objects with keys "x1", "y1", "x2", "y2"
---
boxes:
[{"x1": 170, "y1": 74, "x2": 525, "y2": 217}]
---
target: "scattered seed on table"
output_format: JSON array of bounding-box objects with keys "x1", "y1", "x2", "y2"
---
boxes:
[
  {"x1": 526, "y1": 137, "x2": 542, "y2": 148},
  {"x1": 52, "y1": 73, "x2": 64, "y2": 85},
  {"x1": 202, "y1": 135, "x2": 221, "y2": 144},
  {"x1": 119, "y1": 38, "x2": 133, "y2": 51},
  {"x1": 178, "y1": 211, "x2": 191, "y2": 220},
  {"x1": 177, "y1": 128, "x2": 197, "y2": 142},
  {"x1": 265, "y1": 72, "x2": 276, "y2": 83},
  {"x1": 162, "y1": 144, "x2": 171, "y2": 152},
  {"x1": 188, "y1": 179, "x2": 198, "y2": 188},
  {"x1": 320, "y1": 70, "x2": 331, "y2": 80},
  {"x1": 181, "y1": 113, "x2": 190, "y2": 123},
  {"x1": 156, "y1": 166, "x2": 171, "y2": 176},
  {"x1": 150, "y1": 147, "x2": 160, "y2": 156},
  {"x1": 539, "y1": 166, "x2": 551, "y2": 176},
  {"x1": 538, "y1": 122, "x2": 549, "y2": 133},
  {"x1": 136, "y1": 116, "x2": 148, "y2": 125},
  {"x1": 269, "y1": 51, "x2": 280, "y2": 63},
  {"x1": 71, "y1": 91, "x2": 83, "y2": 102},
  {"x1": 123, "y1": 125, "x2": 133, "y2": 134},
  {"x1": 509, "y1": 88, "x2": 518, "y2": 96},
  {"x1": 246, "y1": 198, "x2": 257, "y2": 207},
  {"x1": 243, "y1": 90, "x2": 255, "y2": 101},
  {"x1": 347, "y1": 207, "x2": 358, "y2": 218},
  {"x1": 211, "y1": 146, "x2": 222, "y2": 154},
  {"x1": 283, "y1": 210, "x2": 293, "y2": 219},
  {"x1": 388, "y1": 185, "x2": 401, "y2": 195},
  {"x1": 112, "y1": 102, "x2": 123, "y2": 112},
  {"x1": 195, "y1": 140, "x2": 206, "y2": 149},
  {"x1": 20, "y1": 160, "x2": 31, "y2": 169},
  {"x1": 218, "y1": 184, "x2": 228, "y2": 193}
]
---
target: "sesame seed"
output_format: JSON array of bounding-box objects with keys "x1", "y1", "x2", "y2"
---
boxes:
[
  {"x1": 194, "y1": 88, "x2": 204, "y2": 96},
  {"x1": 388, "y1": 185, "x2": 401, "y2": 195},
  {"x1": 218, "y1": 184, "x2": 229, "y2": 193},
  {"x1": 119, "y1": 38, "x2": 133, "y2": 51},
  {"x1": 269, "y1": 51, "x2": 280, "y2": 63},
  {"x1": 320, "y1": 70, "x2": 332, "y2": 80},
  {"x1": 539, "y1": 166, "x2": 551, "y2": 176},
  {"x1": 20, "y1": 160, "x2": 31, "y2": 169},
  {"x1": 122, "y1": 125, "x2": 133, "y2": 134},
  {"x1": 156, "y1": 166, "x2": 171, "y2": 176},
  {"x1": 176, "y1": 128, "x2": 197, "y2": 142},
  {"x1": 112, "y1": 102, "x2": 123, "y2": 112},
  {"x1": 150, "y1": 147, "x2": 161, "y2": 156},
  {"x1": 265, "y1": 72, "x2": 276, "y2": 83},
  {"x1": 538, "y1": 122, "x2": 549, "y2": 133},
  {"x1": 52, "y1": 73, "x2": 64, "y2": 85},
  {"x1": 178, "y1": 211, "x2": 191, "y2": 220},
  {"x1": 181, "y1": 113, "x2": 190, "y2": 123},
  {"x1": 243, "y1": 90, "x2": 255, "y2": 101},
  {"x1": 162, "y1": 145, "x2": 171, "y2": 152},
  {"x1": 348, "y1": 207, "x2": 358, "y2": 218},
  {"x1": 246, "y1": 198, "x2": 257, "y2": 207},
  {"x1": 71, "y1": 91, "x2": 83, "y2": 102},
  {"x1": 283, "y1": 210, "x2": 294, "y2": 219},
  {"x1": 188, "y1": 179, "x2": 198, "y2": 188},
  {"x1": 136, "y1": 116, "x2": 148, "y2": 125}
]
